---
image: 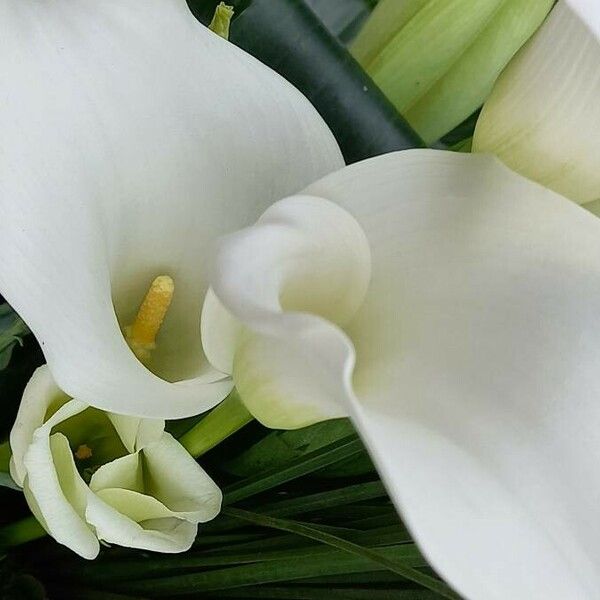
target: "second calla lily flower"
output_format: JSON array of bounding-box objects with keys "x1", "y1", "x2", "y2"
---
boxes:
[
  {"x1": 0, "y1": 0, "x2": 343, "y2": 418},
  {"x1": 203, "y1": 149, "x2": 600, "y2": 600},
  {"x1": 3, "y1": 2, "x2": 600, "y2": 600}
]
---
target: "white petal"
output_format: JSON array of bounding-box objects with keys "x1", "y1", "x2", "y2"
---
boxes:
[
  {"x1": 89, "y1": 452, "x2": 144, "y2": 494},
  {"x1": 205, "y1": 196, "x2": 371, "y2": 428},
  {"x1": 94, "y1": 488, "x2": 180, "y2": 522},
  {"x1": 107, "y1": 414, "x2": 164, "y2": 453},
  {"x1": 212, "y1": 149, "x2": 600, "y2": 598},
  {"x1": 566, "y1": 0, "x2": 600, "y2": 39},
  {"x1": 85, "y1": 492, "x2": 197, "y2": 553},
  {"x1": 10, "y1": 365, "x2": 68, "y2": 486},
  {"x1": 200, "y1": 288, "x2": 243, "y2": 376},
  {"x1": 473, "y1": 1, "x2": 600, "y2": 204},
  {"x1": 89, "y1": 432, "x2": 221, "y2": 523},
  {"x1": 24, "y1": 426, "x2": 99, "y2": 559},
  {"x1": 141, "y1": 433, "x2": 222, "y2": 523},
  {"x1": 0, "y1": 0, "x2": 343, "y2": 419}
]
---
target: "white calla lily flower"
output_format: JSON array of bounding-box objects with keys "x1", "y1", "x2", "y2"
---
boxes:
[
  {"x1": 203, "y1": 149, "x2": 600, "y2": 600},
  {"x1": 10, "y1": 365, "x2": 222, "y2": 559},
  {"x1": 473, "y1": 0, "x2": 600, "y2": 204},
  {"x1": 0, "y1": 0, "x2": 343, "y2": 418}
]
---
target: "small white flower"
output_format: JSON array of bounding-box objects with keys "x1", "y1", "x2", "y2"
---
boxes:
[{"x1": 9, "y1": 365, "x2": 222, "y2": 559}]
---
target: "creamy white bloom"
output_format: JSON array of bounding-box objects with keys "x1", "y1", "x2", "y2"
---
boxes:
[
  {"x1": 10, "y1": 366, "x2": 222, "y2": 559},
  {"x1": 203, "y1": 150, "x2": 600, "y2": 600},
  {"x1": 4, "y1": 0, "x2": 600, "y2": 596},
  {"x1": 473, "y1": 0, "x2": 600, "y2": 204},
  {"x1": 0, "y1": 0, "x2": 343, "y2": 419}
]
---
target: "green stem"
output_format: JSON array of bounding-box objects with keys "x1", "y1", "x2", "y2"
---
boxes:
[
  {"x1": 208, "y1": 2, "x2": 234, "y2": 39},
  {"x1": 0, "y1": 515, "x2": 47, "y2": 547},
  {"x1": 179, "y1": 390, "x2": 253, "y2": 458}
]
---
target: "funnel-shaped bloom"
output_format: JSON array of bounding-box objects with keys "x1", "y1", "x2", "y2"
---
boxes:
[
  {"x1": 203, "y1": 150, "x2": 600, "y2": 599},
  {"x1": 0, "y1": 0, "x2": 343, "y2": 418},
  {"x1": 10, "y1": 366, "x2": 222, "y2": 558},
  {"x1": 474, "y1": 0, "x2": 600, "y2": 204}
]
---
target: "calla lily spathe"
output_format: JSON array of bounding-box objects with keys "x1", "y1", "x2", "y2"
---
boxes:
[
  {"x1": 3, "y1": 1, "x2": 600, "y2": 599},
  {"x1": 0, "y1": 0, "x2": 343, "y2": 418},
  {"x1": 10, "y1": 366, "x2": 222, "y2": 558},
  {"x1": 473, "y1": 0, "x2": 600, "y2": 204},
  {"x1": 203, "y1": 150, "x2": 600, "y2": 600}
]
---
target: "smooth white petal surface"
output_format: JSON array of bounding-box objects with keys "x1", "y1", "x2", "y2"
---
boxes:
[
  {"x1": 473, "y1": 1, "x2": 600, "y2": 204},
  {"x1": 23, "y1": 403, "x2": 99, "y2": 559},
  {"x1": 85, "y1": 492, "x2": 197, "y2": 553},
  {"x1": 9, "y1": 365, "x2": 68, "y2": 486},
  {"x1": 209, "y1": 150, "x2": 600, "y2": 599},
  {"x1": 141, "y1": 433, "x2": 222, "y2": 522},
  {"x1": 0, "y1": 0, "x2": 343, "y2": 418},
  {"x1": 204, "y1": 196, "x2": 370, "y2": 427},
  {"x1": 107, "y1": 414, "x2": 164, "y2": 453}
]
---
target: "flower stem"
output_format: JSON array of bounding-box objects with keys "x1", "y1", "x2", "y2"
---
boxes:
[
  {"x1": 179, "y1": 390, "x2": 253, "y2": 458},
  {"x1": 0, "y1": 516, "x2": 46, "y2": 547},
  {"x1": 209, "y1": 2, "x2": 234, "y2": 39}
]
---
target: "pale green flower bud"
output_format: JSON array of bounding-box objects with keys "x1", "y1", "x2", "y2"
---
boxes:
[{"x1": 352, "y1": 0, "x2": 553, "y2": 144}]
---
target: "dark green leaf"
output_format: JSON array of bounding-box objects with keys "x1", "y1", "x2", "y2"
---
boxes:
[
  {"x1": 224, "y1": 419, "x2": 356, "y2": 477},
  {"x1": 305, "y1": 0, "x2": 374, "y2": 44},
  {"x1": 213, "y1": 586, "x2": 441, "y2": 599},
  {"x1": 188, "y1": 0, "x2": 424, "y2": 163},
  {"x1": 106, "y1": 545, "x2": 427, "y2": 596},
  {"x1": 222, "y1": 508, "x2": 458, "y2": 599},
  {"x1": 256, "y1": 481, "x2": 387, "y2": 517},
  {"x1": 223, "y1": 435, "x2": 364, "y2": 505}
]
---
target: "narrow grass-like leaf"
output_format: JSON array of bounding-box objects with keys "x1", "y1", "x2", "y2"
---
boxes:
[
  {"x1": 194, "y1": 532, "x2": 270, "y2": 547},
  {"x1": 314, "y1": 503, "x2": 394, "y2": 522},
  {"x1": 222, "y1": 508, "x2": 459, "y2": 599},
  {"x1": 223, "y1": 419, "x2": 356, "y2": 477},
  {"x1": 104, "y1": 545, "x2": 431, "y2": 596},
  {"x1": 346, "y1": 512, "x2": 403, "y2": 530},
  {"x1": 213, "y1": 586, "x2": 442, "y2": 599},
  {"x1": 302, "y1": 571, "x2": 411, "y2": 584},
  {"x1": 257, "y1": 481, "x2": 387, "y2": 517},
  {"x1": 223, "y1": 436, "x2": 364, "y2": 505},
  {"x1": 61, "y1": 542, "x2": 424, "y2": 585},
  {"x1": 48, "y1": 589, "x2": 149, "y2": 600}
]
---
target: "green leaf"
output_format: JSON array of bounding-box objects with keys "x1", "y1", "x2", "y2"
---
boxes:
[
  {"x1": 224, "y1": 419, "x2": 357, "y2": 477},
  {"x1": 0, "y1": 304, "x2": 30, "y2": 371},
  {"x1": 256, "y1": 481, "x2": 387, "y2": 518},
  {"x1": 105, "y1": 545, "x2": 430, "y2": 596},
  {"x1": 188, "y1": 0, "x2": 424, "y2": 163},
  {"x1": 59, "y1": 540, "x2": 424, "y2": 584},
  {"x1": 304, "y1": 0, "x2": 374, "y2": 44},
  {"x1": 222, "y1": 508, "x2": 459, "y2": 599},
  {"x1": 223, "y1": 435, "x2": 365, "y2": 505},
  {"x1": 213, "y1": 586, "x2": 442, "y2": 599}
]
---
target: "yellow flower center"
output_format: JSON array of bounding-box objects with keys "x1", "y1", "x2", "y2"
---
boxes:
[
  {"x1": 125, "y1": 275, "x2": 175, "y2": 363},
  {"x1": 74, "y1": 444, "x2": 93, "y2": 461}
]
